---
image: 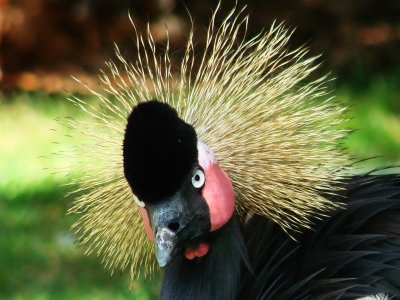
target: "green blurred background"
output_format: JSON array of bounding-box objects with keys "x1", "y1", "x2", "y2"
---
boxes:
[{"x1": 1, "y1": 0, "x2": 400, "y2": 299}]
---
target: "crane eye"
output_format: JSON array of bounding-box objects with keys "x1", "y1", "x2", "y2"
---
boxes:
[{"x1": 192, "y1": 168, "x2": 205, "y2": 189}]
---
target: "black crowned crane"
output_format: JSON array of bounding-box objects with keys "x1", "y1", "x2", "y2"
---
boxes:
[{"x1": 65, "y1": 5, "x2": 400, "y2": 300}]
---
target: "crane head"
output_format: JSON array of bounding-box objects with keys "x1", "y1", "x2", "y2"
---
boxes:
[{"x1": 123, "y1": 100, "x2": 235, "y2": 266}]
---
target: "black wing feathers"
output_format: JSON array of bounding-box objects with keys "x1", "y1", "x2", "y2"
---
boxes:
[{"x1": 240, "y1": 173, "x2": 400, "y2": 299}]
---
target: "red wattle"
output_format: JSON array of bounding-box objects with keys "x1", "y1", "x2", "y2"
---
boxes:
[
  {"x1": 184, "y1": 242, "x2": 210, "y2": 260},
  {"x1": 184, "y1": 248, "x2": 196, "y2": 260},
  {"x1": 194, "y1": 242, "x2": 210, "y2": 257}
]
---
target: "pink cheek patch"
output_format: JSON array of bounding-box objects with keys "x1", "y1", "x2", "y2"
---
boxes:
[
  {"x1": 198, "y1": 141, "x2": 235, "y2": 232},
  {"x1": 140, "y1": 207, "x2": 155, "y2": 242},
  {"x1": 202, "y1": 164, "x2": 235, "y2": 231}
]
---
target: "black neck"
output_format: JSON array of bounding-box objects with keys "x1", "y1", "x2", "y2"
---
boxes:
[{"x1": 160, "y1": 216, "x2": 248, "y2": 300}]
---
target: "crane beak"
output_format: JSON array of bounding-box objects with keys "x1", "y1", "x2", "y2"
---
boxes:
[
  {"x1": 155, "y1": 227, "x2": 178, "y2": 267},
  {"x1": 145, "y1": 175, "x2": 211, "y2": 267}
]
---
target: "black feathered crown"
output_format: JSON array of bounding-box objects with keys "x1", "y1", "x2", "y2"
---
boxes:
[{"x1": 123, "y1": 100, "x2": 198, "y2": 202}]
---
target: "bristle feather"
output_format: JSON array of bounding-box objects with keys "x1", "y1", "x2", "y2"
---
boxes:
[{"x1": 65, "y1": 5, "x2": 349, "y2": 280}]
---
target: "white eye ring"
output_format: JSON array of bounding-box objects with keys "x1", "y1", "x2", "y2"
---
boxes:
[
  {"x1": 192, "y1": 168, "x2": 205, "y2": 189},
  {"x1": 133, "y1": 196, "x2": 145, "y2": 207}
]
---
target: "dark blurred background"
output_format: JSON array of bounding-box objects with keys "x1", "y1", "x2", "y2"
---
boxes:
[
  {"x1": 1, "y1": 1, "x2": 400, "y2": 299},
  {"x1": 1, "y1": 0, "x2": 400, "y2": 91}
]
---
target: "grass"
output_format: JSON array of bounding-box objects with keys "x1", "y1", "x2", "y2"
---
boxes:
[
  {"x1": 0, "y1": 92, "x2": 160, "y2": 299},
  {"x1": 1, "y1": 70, "x2": 399, "y2": 298},
  {"x1": 336, "y1": 69, "x2": 400, "y2": 169},
  {"x1": 1, "y1": 186, "x2": 159, "y2": 300}
]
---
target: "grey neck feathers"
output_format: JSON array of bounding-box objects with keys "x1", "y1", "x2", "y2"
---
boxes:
[{"x1": 160, "y1": 216, "x2": 248, "y2": 300}]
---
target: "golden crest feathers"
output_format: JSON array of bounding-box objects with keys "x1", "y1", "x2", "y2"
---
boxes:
[{"x1": 66, "y1": 4, "x2": 349, "y2": 280}]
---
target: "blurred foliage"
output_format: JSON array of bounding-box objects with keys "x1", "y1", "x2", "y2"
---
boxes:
[
  {"x1": 336, "y1": 68, "x2": 400, "y2": 170},
  {"x1": 1, "y1": 0, "x2": 400, "y2": 92},
  {"x1": 0, "y1": 93, "x2": 161, "y2": 299},
  {"x1": 1, "y1": 185, "x2": 160, "y2": 300}
]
